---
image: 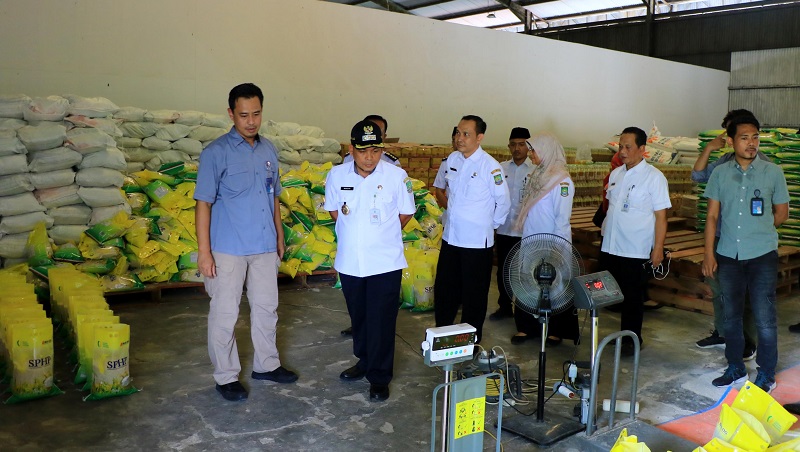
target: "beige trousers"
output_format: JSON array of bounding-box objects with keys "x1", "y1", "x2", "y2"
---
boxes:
[{"x1": 205, "y1": 251, "x2": 281, "y2": 385}]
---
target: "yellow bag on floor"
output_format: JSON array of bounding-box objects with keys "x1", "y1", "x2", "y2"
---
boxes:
[
  {"x1": 5, "y1": 320, "x2": 62, "y2": 404},
  {"x1": 75, "y1": 315, "x2": 118, "y2": 386},
  {"x1": 412, "y1": 262, "x2": 435, "y2": 312},
  {"x1": 733, "y1": 380, "x2": 797, "y2": 443},
  {"x1": 610, "y1": 428, "x2": 652, "y2": 451},
  {"x1": 766, "y1": 437, "x2": 800, "y2": 451},
  {"x1": 84, "y1": 323, "x2": 138, "y2": 400},
  {"x1": 693, "y1": 437, "x2": 742, "y2": 451},
  {"x1": 715, "y1": 403, "x2": 770, "y2": 451}
]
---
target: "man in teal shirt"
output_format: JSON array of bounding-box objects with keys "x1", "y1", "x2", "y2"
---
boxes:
[{"x1": 702, "y1": 114, "x2": 789, "y2": 394}]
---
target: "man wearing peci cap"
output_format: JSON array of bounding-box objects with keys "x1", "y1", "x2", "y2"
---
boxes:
[
  {"x1": 434, "y1": 115, "x2": 511, "y2": 344},
  {"x1": 342, "y1": 115, "x2": 401, "y2": 167},
  {"x1": 324, "y1": 120, "x2": 416, "y2": 402},
  {"x1": 490, "y1": 127, "x2": 535, "y2": 321}
]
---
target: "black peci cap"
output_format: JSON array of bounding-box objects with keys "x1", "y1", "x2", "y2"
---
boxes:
[{"x1": 509, "y1": 127, "x2": 531, "y2": 140}]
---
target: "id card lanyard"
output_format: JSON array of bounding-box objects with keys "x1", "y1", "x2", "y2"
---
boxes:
[
  {"x1": 265, "y1": 161, "x2": 273, "y2": 194},
  {"x1": 370, "y1": 185, "x2": 382, "y2": 224},
  {"x1": 751, "y1": 189, "x2": 764, "y2": 216},
  {"x1": 621, "y1": 184, "x2": 635, "y2": 212}
]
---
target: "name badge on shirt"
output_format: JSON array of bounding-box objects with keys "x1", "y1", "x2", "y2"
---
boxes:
[
  {"x1": 265, "y1": 162, "x2": 273, "y2": 193},
  {"x1": 370, "y1": 208, "x2": 381, "y2": 224},
  {"x1": 751, "y1": 189, "x2": 763, "y2": 216}
]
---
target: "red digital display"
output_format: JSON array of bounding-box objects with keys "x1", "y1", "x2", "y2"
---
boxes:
[
  {"x1": 432, "y1": 332, "x2": 475, "y2": 350},
  {"x1": 585, "y1": 280, "x2": 605, "y2": 291}
]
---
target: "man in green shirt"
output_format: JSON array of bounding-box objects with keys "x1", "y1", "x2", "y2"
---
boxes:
[{"x1": 702, "y1": 114, "x2": 789, "y2": 394}]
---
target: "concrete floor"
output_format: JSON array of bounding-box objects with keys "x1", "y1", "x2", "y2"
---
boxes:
[{"x1": 2, "y1": 272, "x2": 800, "y2": 451}]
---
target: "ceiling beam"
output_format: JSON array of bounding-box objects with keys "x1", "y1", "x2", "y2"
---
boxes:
[
  {"x1": 494, "y1": 0, "x2": 529, "y2": 24},
  {"x1": 431, "y1": 5, "x2": 505, "y2": 21},
  {"x1": 371, "y1": 0, "x2": 413, "y2": 14}
]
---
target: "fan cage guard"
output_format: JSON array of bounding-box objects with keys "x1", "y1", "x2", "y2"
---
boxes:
[{"x1": 503, "y1": 233, "x2": 584, "y2": 316}]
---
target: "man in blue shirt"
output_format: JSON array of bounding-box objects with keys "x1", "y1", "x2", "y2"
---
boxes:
[
  {"x1": 195, "y1": 83, "x2": 298, "y2": 402},
  {"x1": 702, "y1": 114, "x2": 789, "y2": 394}
]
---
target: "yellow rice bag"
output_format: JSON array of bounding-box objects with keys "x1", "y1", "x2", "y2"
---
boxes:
[
  {"x1": 733, "y1": 380, "x2": 797, "y2": 443},
  {"x1": 6, "y1": 320, "x2": 62, "y2": 404},
  {"x1": 279, "y1": 258, "x2": 301, "y2": 278},
  {"x1": 85, "y1": 323, "x2": 138, "y2": 400},
  {"x1": 715, "y1": 403, "x2": 770, "y2": 451}
]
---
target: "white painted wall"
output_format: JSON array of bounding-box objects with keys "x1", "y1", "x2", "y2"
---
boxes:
[{"x1": 0, "y1": 0, "x2": 729, "y2": 147}]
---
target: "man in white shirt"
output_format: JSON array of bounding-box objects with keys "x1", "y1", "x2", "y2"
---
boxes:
[
  {"x1": 601, "y1": 126, "x2": 671, "y2": 356},
  {"x1": 324, "y1": 119, "x2": 416, "y2": 402},
  {"x1": 434, "y1": 115, "x2": 511, "y2": 344},
  {"x1": 490, "y1": 127, "x2": 534, "y2": 321}
]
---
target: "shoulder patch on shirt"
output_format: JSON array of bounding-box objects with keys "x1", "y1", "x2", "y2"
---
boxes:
[
  {"x1": 384, "y1": 151, "x2": 399, "y2": 161},
  {"x1": 404, "y1": 177, "x2": 413, "y2": 193},
  {"x1": 441, "y1": 157, "x2": 448, "y2": 162},
  {"x1": 494, "y1": 174, "x2": 503, "y2": 185},
  {"x1": 561, "y1": 186, "x2": 569, "y2": 197},
  {"x1": 491, "y1": 168, "x2": 501, "y2": 174},
  {"x1": 560, "y1": 181, "x2": 569, "y2": 186}
]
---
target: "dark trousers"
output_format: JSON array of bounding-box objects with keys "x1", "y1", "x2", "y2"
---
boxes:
[
  {"x1": 514, "y1": 306, "x2": 580, "y2": 342},
  {"x1": 717, "y1": 251, "x2": 778, "y2": 378},
  {"x1": 495, "y1": 234, "x2": 520, "y2": 314},
  {"x1": 434, "y1": 240, "x2": 494, "y2": 343},
  {"x1": 602, "y1": 252, "x2": 649, "y2": 344},
  {"x1": 340, "y1": 270, "x2": 401, "y2": 386}
]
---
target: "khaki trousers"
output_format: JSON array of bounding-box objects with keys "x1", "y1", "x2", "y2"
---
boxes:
[{"x1": 205, "y1": 251, "x2": 281, "y2": 385}]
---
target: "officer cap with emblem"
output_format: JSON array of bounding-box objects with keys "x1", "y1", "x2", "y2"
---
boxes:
[{"x1": 351, "y1": 120, "x2": 385, "y2": 149}]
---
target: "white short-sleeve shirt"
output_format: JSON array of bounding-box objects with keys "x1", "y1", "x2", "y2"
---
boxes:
[
  {"x1": 497, "y1": 158, "x2": 534, "y2": 237},
  {"x1": 324, "y1": 160, "x2": 416, "y2": 277},
  {"x1": 522, "y1": 176, "x2": 574, "y2": 243},
  {"x1": 440, "y1": 148, "x2": 511, "y2": 248},
  {"x1": 601, "y1": 160, "x2": 671, "y2": 259}
]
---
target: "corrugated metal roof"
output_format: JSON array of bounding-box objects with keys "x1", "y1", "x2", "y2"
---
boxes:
[{"x1": 321, "y1": 0, "x2": 787, "y2": 31}]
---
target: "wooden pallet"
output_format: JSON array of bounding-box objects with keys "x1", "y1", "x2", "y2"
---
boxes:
[
  {"x1": 104, "y1": 281, "x2": 206, "y2": 302},
  {"x1": 104, "y1": 270, "x2": 339, "y2": 300},
  {"x1": 569, "y1": 206, "x2": 800, "y2": 314}
]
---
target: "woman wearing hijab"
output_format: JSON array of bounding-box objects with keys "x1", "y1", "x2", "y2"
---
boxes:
[{"x1": 509, "y1": 133, "x2": 580, "y2": 346}]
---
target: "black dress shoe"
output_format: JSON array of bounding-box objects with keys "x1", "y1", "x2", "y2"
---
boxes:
[
  {"x1": 789, "y1": 322, "x2": 800, "y2": 333},
  {"x1": 784, "y1": 402, "x2": 800, "y2": 415},
  {"x1": 489, "y1": 308, "x2": 514, "y2": 321},
  {"x1": 341, "y1": 326, "x2": 353, "y2": 336},
  {"x1": 216, "y1": 381, "x2": 248, "y2": 401},
  {"x1": 621, "y1": 342, "x2": 644, "y2": 357},
  {"x1": 545, "y1": 336, "x2": 563, "y2": 346},
  {"x1": 370, "y1": 384, "x2": 390, "y2": 401},
  {"x1": 340, "y1": 365, "x2": 367, "y2": 381},
  {"x1": 252, "y1": 366, "x2": 298, "y2": 383}
]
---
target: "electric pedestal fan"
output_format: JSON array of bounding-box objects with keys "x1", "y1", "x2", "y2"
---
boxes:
[{"x1": 500, "y1": 232, "x2": 586, "y2": 446}]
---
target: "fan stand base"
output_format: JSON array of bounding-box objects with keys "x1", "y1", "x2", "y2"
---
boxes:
[{"x1": 500, "y1": 411, "x2": 584, "y2": 447}]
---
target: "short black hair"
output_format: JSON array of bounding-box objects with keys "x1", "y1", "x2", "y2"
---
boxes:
[
  {"x1": 461, "y1": 115, "x2": 487, "y2": 135},
  {"x1": 228, "y1": 83, "x2": 263, "y2": 111},
  {"x1": 364, "y1": 115, "x2": 387, "y2": 132},
  {"x1": 620, "y1": 127, "x2": 647, "y2": 148},
  {"x1": 726, "y1": 114, "x2": 760, "y2": 138},
  {"x1": 721, "y1": 109, "x2": 754, "y2": 128},
  {"x1": 452, "y1": 126, "x2": 458, "y2": 138}
]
